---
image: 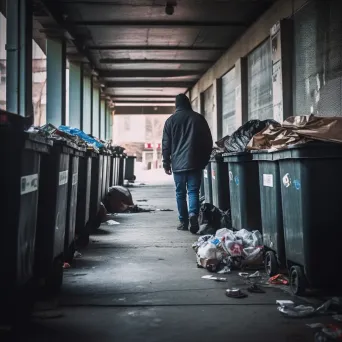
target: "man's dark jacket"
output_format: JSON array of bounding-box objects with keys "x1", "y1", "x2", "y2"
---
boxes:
[{"x1": 162, "y1": 94, "x2": 213, "y2": 172}]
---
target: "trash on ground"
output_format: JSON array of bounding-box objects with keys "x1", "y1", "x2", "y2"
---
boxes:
[
  {"x1": 156, "y1": 209, "x2": 174, "y2": 212},
  {"x1": 137, "y1": 199, "x2": 148, "y2": 202},
  {"x1": 333, "y1": 315, "x2": 342, "y2": 322},
  {"x1": 103, "y1": 186, "x2": 134, "y2": 213},
  {"x1": 107, "y1": 219, "x2": 120, "y2": 225},
  {"x1": 63, "y1": 262, "x2": 71, "y2": 269},
  {"x1": 307, "y1": 323, "x2": 326, "y2": 329},
  {"x1": 193, "y1": 228, "x2": 264, "y2": 274},
  {"x1": 276, "y1": 300, "x2": 294, "y2": 307},
  {"x1": 278, "y1": 298, "x2": 336, "y2": 318},
  {"x1": 218, "y1": 266, "x2": 231, "y2": 274},
  {"x1": 201, "y1": 275, "x2": 227, "y2": 282},
  {"x1": 269, "y1": 274, "x2": 289, "y2": 285},
  {"x1": 226, "y1": 288, "x2": 248, "y2": 299},
  {"x1": 247, "y1": 284, "x2": 265, "y2": 293},
  {"x1": 74, "y1": 251, "x2": 82, "y2": 258}
]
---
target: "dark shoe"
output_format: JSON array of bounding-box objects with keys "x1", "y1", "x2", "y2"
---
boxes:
[
  {"x1": 177, "y1": 222, "x2": 188, "y2": 231},
  {"x1": 189, "y1": 215, "x2": 199, "y2": 234}
]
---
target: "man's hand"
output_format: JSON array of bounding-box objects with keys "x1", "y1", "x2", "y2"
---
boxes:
[{"x1": 164, "y1": 168, "x2": 172, "y2": 175}]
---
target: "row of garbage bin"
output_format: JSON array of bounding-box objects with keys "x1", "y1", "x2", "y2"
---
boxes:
[
  {"x1": 203, "y1": 143, "x2": 342, "y2": 296},
  {"x1": 0, "y1": 111, "x2": 136, "y2": 325}
]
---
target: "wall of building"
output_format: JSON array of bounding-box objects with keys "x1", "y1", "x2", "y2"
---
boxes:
[{"x1": 189, "y1": 0, "x2": 310, "y2": 140}]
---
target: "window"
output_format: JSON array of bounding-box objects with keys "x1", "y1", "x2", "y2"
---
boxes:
[{"x1": 32, "y1": 40, "x2": 47, "y2": 126}]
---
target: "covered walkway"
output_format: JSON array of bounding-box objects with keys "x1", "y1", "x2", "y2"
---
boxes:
[{"x1": 16, "y1": 183, "x2": 328, "y2": 342}]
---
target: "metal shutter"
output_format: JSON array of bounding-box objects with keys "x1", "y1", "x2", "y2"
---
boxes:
[
  {"x1": 293, "y1": 0, "x2": 342, "y2": 117},
  {"x1": 221, "y1": 68, "x2": 236, "y2": 136},
  {"x1": 247, "y1": 39, "x2": 273, "y2": 121},
  {"x1": 204, "y1": 85, "x2": 215, "y2": 133}
]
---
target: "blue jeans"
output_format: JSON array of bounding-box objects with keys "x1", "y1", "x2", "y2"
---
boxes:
[{"x1": 173, "y1": 170, "x2": 202, "y2": 223}]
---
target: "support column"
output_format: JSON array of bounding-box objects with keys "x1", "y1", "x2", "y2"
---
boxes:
[
  {"x1": 199, "y1": 92, "x2": 204, "y2": 115},
  {"x1": 46, "y1": 37, "x2": 66, "y2": 126},
  {"x1": 68, "y1": 61, "x2": 83, "y2": 128},
  {"x1": 82, "y1": 67, "x2": 92, "y2": 133},
  {"x1": 235, "y1": 57, "x2": 248, "y2": 127},
  {"x1": 215, "y1": 78, "x2": 223, "y2": 140},
  {"x1": 100, "y1": 96, "x2": 106, "y2": 140},
  {"x1": 271, "y1": 19, "x2": 293, "y2": 122},
  {"x1": 92, "y1": 79, "x2": 100, "y2": 138},
  {"x1": 108, "y1": 104, "x2": 113, "y2": 141},
  {"x1": 6, "y1": 0, "x2": 33, "y2": 116}
]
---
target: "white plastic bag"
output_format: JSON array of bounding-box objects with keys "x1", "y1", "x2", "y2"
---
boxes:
[
  {"x1": 216, "y1": 228, "x2": 233, "y2": 238},
  {"x1": 197, "y1": 242, "x2": 218, "y2": 260},
  {"x1": 225, "y1": 240, "x2": 243, "y2": 257}
]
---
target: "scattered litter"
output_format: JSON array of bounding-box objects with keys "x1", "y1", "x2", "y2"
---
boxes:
[
  {"x1": 156, "y1": 209, "x2": 173, "y2": 212},
  {"x1": 136, "y1": 199, "x2": 148, "y2": 202},
  {"x1": 321, "y1": 325, "x2": 342, "y2": 339},
  {"x1": 63, "y1": 262, "x2": 71, "y2": 269},
  {"x1": 72, "y1": 273, "x2": 87, "y2": 277},
  {"x1": 107, "y1": 220, "x2": 120, "y2": 226},
  {"x1": 92, "y1": 240, "x2": 100, "y2": 243},
  {"x1": 276, "y1": 300, "x2": 294, "y2": 307},
  {"x1": 247, "y1": 284, "x2": 265, "y2": 294},
  {"x1": 307, "y1": 323, "x2": 325, "y2": 329},
  {"x1": 277, "y1": 298, "x2": 336, "y2": 318},
  {"x1": 193, "y1": 228, "x2": 264, "y2": 274},
  {"x1": 218, "y1": 266, "x2": 231, "y2": 274},
  {"x1": 74, "y1": 251, "x2": 82, "y2": 258},
  {"x1": 226, "y1": 288, "x2": 248, "y2": 299},
  {"x1": 269, "y1": 274, "x2": 289, "y2": 285},
  {"x1": 333, "y1": 315, "x2": 342, "y2": 322},
  {"x1": 201, "y1": 275, "x2": 227, "y2": 282}
]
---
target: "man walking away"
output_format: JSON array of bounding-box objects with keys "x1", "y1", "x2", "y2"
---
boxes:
[{"x1": 162, "y1": 94, "x2": 213, "y2": 233}]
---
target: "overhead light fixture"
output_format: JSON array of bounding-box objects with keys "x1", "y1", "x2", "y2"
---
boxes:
[{"x1": 165, "y1": 1, "x2": 175, "y2": 15}]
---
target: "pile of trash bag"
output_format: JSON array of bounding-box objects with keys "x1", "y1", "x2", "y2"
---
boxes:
[
  {"x1": 103, "y1": 186, "x2": 134, "y2": 213},
  {"x1": 224, "y1": 119, "x2": 279, "y2": 153},
  {"x1": 198, "y1": 203, "x2": 232, "y2": 235},
  {"x1": 247, "y1": 115, "x2": 342, "y2": 151},
  {"x1": 193, "y1": 228, "x2": 263, "y2": 272}
]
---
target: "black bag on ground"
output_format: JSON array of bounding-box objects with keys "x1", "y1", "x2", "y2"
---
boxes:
[
  {"x1": 224, "y1": 119, "x2": 278, "y2": 153},
  {"x1": 198, "y1": 203, "x2": 225, "y2": 235}
]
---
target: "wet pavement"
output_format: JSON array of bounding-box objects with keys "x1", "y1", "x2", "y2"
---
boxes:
[{"x1": 5, "y1": 184, "x2": 336, "y2": 341}]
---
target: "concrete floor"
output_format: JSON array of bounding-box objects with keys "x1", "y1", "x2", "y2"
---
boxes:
[{"x1": 5, "y1": 184, "x2": 335, "y2": 341}]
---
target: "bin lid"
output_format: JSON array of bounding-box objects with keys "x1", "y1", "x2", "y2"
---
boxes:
[
  {"x1": 270, "y1": 141, "x2": 342, "y2": 160},
  {"x1": 251, "y1": 150, "x2": 278, "y2": 161},
  {"x1": 24, "y1": 132, "x2": 53, "y2": 153},
  {"x1": 222, "y1": 151, "x2": 254, "y2": 162}
]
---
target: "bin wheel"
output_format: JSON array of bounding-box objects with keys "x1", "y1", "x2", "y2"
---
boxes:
[
  {"x1": 290, "y1": 266, "x2": 307, "y2": 296},
  {"x1": 45, "y1": 258, "x2": 64, "y2": 296},
  {"x1": 265, "y1": 251, "x2": 278, "y2": 277}
]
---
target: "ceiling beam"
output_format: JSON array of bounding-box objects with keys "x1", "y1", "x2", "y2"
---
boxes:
[
  {"x1": 69, "y1": 20, "x2": 247, "y2": 28},
  {"x1": 112, "y1": 100, "x2": 174, "y2": 104},
  {"x1": 110, "y1": 95, "x2": 175, "y2": 99},
  {"x1": 99, "y1": 70, "x2": 202, "y2": 78},
  {"x1": 113, "y1": 106, "x2": 175, "y2": 115},
  {"x1": 88, "y1": 45, "x2": 225, "y2": 51},
  {"x1": 99, "y1": 58, "x2": 213, "y2": 64},
  {"x1": 106, "y1": 81, "x2": 193, "y2": 88}
]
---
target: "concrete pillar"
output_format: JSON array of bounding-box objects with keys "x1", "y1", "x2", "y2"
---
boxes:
[
  {"x1": 100, "y1": 97, "x2": 106, "y2": 139},
  {"x1": 92, "y1": 80, "x2": 100, "y2": 137},
  {"x1": 199, "y1": 92, "x2": 204, "y2": 115},
  {"x1": 271, "y1": 19, "x2": 293, "y2": 122},
  {"x1": 235, "y1": 57, "x2": 248, "y2": 127},
  {"x1": 46, "y1": 37, "x2": 66, "y2": 126},
  {"x1": 215, "y1": 78, "x2": 223, "y2": 140},
  {"x1": 6, "y1": 0, "x2": 33, "y2": 116},
  {"x1": 82, "y1": 68, "x2": 92, "y2": 134},
  {"x1": 68, "y1": 62, "x2": 83, "y2": 128}
]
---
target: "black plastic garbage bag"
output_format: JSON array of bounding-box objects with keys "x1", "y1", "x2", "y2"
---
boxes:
[
  {"x1": 224, "y1": 119, "x2": 279, "y2": 153},
  {"x1": 198, "y1": 203, "x2": 225, "y2": 235},
  {"x1": 216, "y1": 135, "x2": 230, "y2": 149}
]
